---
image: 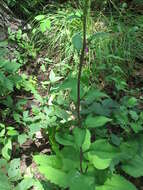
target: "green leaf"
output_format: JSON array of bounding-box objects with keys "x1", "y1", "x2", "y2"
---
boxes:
[
  {"x1": 4, "y1": 77, "x2": 14, "y2": 91},
  {"x1": 58, "y1": 77, "x2": 84, "y2": 101},
  {"x1": 2, "y1": 96, "x2": 13, "y2": 108},
  {"x1": 69, "y1": 170, "x2": 95, "y2": 190},
  {"x1": 40, "y1": 64, "x2": 46, "y2": 72},
  {"x1": 0, "y1": 129, "x2": 5, "y2": 137},
  {"x1": 96, "y1": 175, "x2": 137, "y2": 190},
  {"x1": 55, "y1": 132, "x2": 74, "y2": 146},
  {"x1": 85, "y1": 115, "x2": 112, "y2": 128},
  {"x1": 54, "y1": 106, "x2": 69, "y2": 121},
  {"x1": 60, "y1": 147, "x2": 80, "y2": 172},
  {"x1": 129, "y1": 111, "x2": 138, "y2": 121},
  {"x1": 35, "y1": 15, "x2": 45, "y2": 21},
  {"x1": 16, "y1": 29, "x2": 22, "y2": 40},
  {"x1": 0, "y1": 171, "x2": 12, "y2": 190},
  {"x1": 87, "y1": 153, "x2": 112, "y2": 170},
  {"x1": 120, "y1": 136, "x2": 140, "y2": 159},
  {"x1": 86, "y1": 139, "x2": 120, "y2": 169},
  {"x1": 122, "y1": 155, "x2": 143, "y2": 177},
  {"x1": 127, "y1": 97, "x2": 138, "y2": 108},
  {"x1": 38, "y1": 166, "x2": 68, "y2": 188},
  {"x1": 3, "y1": 61, "x2": 21, "y2": 73},
  {"x1": 90, "y1": 139, "x2": 120, "y2": 159},
  {"x1": 49, "y1": 70, "x2": 62, "y2": 83},
  {"x1": 7, "y1": 129, "x2": 19, "y2": 136},
  {"x1": 130, "y1": 123, "x2": 142, "y2": 133},
  {"x1": 14, "y1": 178, "x2": 35, "y2": 190},
  {"x1": 34, "y1": 155, "x2": 68, "y2": 188},
  {"x1": 8, "y1": 158, "x2": 21, "y2": 181},
  {"x1": 0, "y1": 123, "x2": 5, "y2": 128},
  {"x1": 111, "y1": 134, "x2": 121, "y2": 146},
  {"x1": 33, "y1": 155, "x2": 62, "y2": 169},
  {"x1": 82, "y1": 129, "x2": 91, "y2": 152},
  {"x1": 18, "y1": 134, "x2": 28, "y2": 145},
  {"x1": 72, "y1": 33, "x2": 82, "y2": 52},
  {"x1": 33, "y1": 180, "x2": 45, "y2": 190},
  {"x1": 85, "y1": 89, "x2": 108, "y2": 104},
  {"x1": 73, "y1": 128, "x2": 86, "y2": 149},
  {"x1": 2, "y1": 139, "x2": 12, "y2": 160},
  {"x1": 0, "y1": 159, "x2": 9, "y2": 170},
  {"x1": 28, "y1": 123, "x2": 42, "y2": 136},
  {"x1": 40, "y1": 18, "x2": 51, "y2": 33}
]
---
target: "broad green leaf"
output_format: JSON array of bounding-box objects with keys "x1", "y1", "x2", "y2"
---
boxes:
[
  {"x1": 0, "y1": 123, "x2": 5, "y2": 128},
  {"x1": 49, "y1": 70, "x2": 62, "y2": 83},
  {"x1": 2, "y1": 139, "x2": 12, "y2": 160},
  {"x1": 85, "y1": 89, "x2": 108, "y2": 104},
  {"x1": 0, "y1": 171, "x2": 12, "y2": 190},
  {"x1": 82, "y1": 102, "x2": 111, "y2": 116},
  {"x1": 35, "y1": 15, "x2": 45, "y2": 21},
  {"x1": 58, "y1": 77, "x2": 84, "y2": 101},
  {"x1": 96, "y1": 175, "x2": 137, "y2": 190},
  {"x1": 102, "y1": 98, "x2": 119, "y2": 108},
  {"x1": 120, "y1": 138, "x2": 139, "y2": 160},
  {"x1": 82, "y1": 129, "x2": 91, "y2": 152},
  {"x1": 8, "y1": 158, "x2": 21, "y2": 181},
  {"x1": 38, "y1": 166, "x2": 68, "y2": 188},
  {"x1": 67, "y1": 11, "x2": 81, "y2": 21},
  {"x1": 28, "y1": 123, "x2": 43, "y2": 136},
  {"x1": 33, "y1": 155, "x2": 62, "y2": 169},
  {"x1": 69, "y1": 170, "x2": 95, "y2": 190},
  {"x1": 130, "y1": 123, "x2": 142, "y2": 133},
  {"x1": 60, "y1": 147, "x2": 80, "y2": 172},
  {"x1": 0, "y1": 129, "x2": 5, "y2": 137},
  {"x1": 0, "y1": 159, "x2": 9, "y2": 170},
  {"x1": 127, "y1": 97, "x2": 138, "y2": 107},
  {"x1": 4, "y1": 77, "x2": 14, "y2": 91},
  {"x1": 40, "y1": 18, "x2": 51, "y2": 33},
  {"x1": 129, "y1": 111, "x2": 138, "y2": 121},
  {"x1": 85, "y1": 115, "x2": 112, "y2": 128},
  {"x1": 2, "y1": 96, "x2": 13, "y2": 108},
  {"x1": 73, "y1": 128, "x2": 86, "y2": 149},
  {"x1": 0, "y1": 41, "x2": 8, "y2": 47},
  {"x1": 54, "y1": 106, "x2": 69, "y2": 121},
  {"x1": 138, "y1": 134, "x2": 143, "y2": 157},
  {"x1": 55, "y1": 132, "x2": 74, "y2": 146},
  {"x1": 3, "y1": 61, "x2": 21, "y2": 73},
  {"x1": 88, "y1": 153, "x2": 111, "y2": 170},
  {"x1": 18, "y1": 134, "x2": 28, "y2": 145},
  {"x1": 86, "y1": 139, "x2": 120, "y2": 169},
  {"x1": 111, "y1": 134, "x2": 121, "y2": 146},
  {"x1": 14, "y1": 178, "x2": 35, "y2": 190},
  {"x1": 90, "y1": 139, "x2": 120, "y2": 159},
  {"x1": 16, "y1": 29, "x2": 22, "y2": 40},
  {"x1": 34, "y1": 155, "x2": 68, "y2": 188},
  {"x1": 40, "y1": 64, "x2": 46, "y2": 72},
  {"x1": 122, "y1": 155, "x2": 143, "y2": 177},
  {"x1": 7, "y1": 129, "x2": 19, "y2": 136},
  {"x1": 72, "y1": 33, "x2": 82, "y2": 52},
  {"x1": 33, "y1": 180, "x2": 45, "y2": 190}
]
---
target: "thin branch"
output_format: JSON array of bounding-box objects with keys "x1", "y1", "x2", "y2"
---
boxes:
[
  {"x1": 77, "y1": 0, "x2": 89, "y2": 174},
  {"x1": 77, "y1": 0, "x2": 88, "y2": 128}
]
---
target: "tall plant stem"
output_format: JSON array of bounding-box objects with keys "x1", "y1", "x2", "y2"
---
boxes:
[
  {"x1": 77, "y1": 0, "x2": 88, "y2": 128},
  {"x1": 77, "y1": 0, "x2": 89, "y2": 174}
]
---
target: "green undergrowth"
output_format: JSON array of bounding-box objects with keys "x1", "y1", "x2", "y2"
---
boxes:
[{"x1": 29, "y1": 4, "x2": 143, "y2": 91}]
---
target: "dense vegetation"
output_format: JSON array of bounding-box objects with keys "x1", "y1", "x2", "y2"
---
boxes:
[{"x1": 0, "y1": 0, "x2": 143, "y2": 189}]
